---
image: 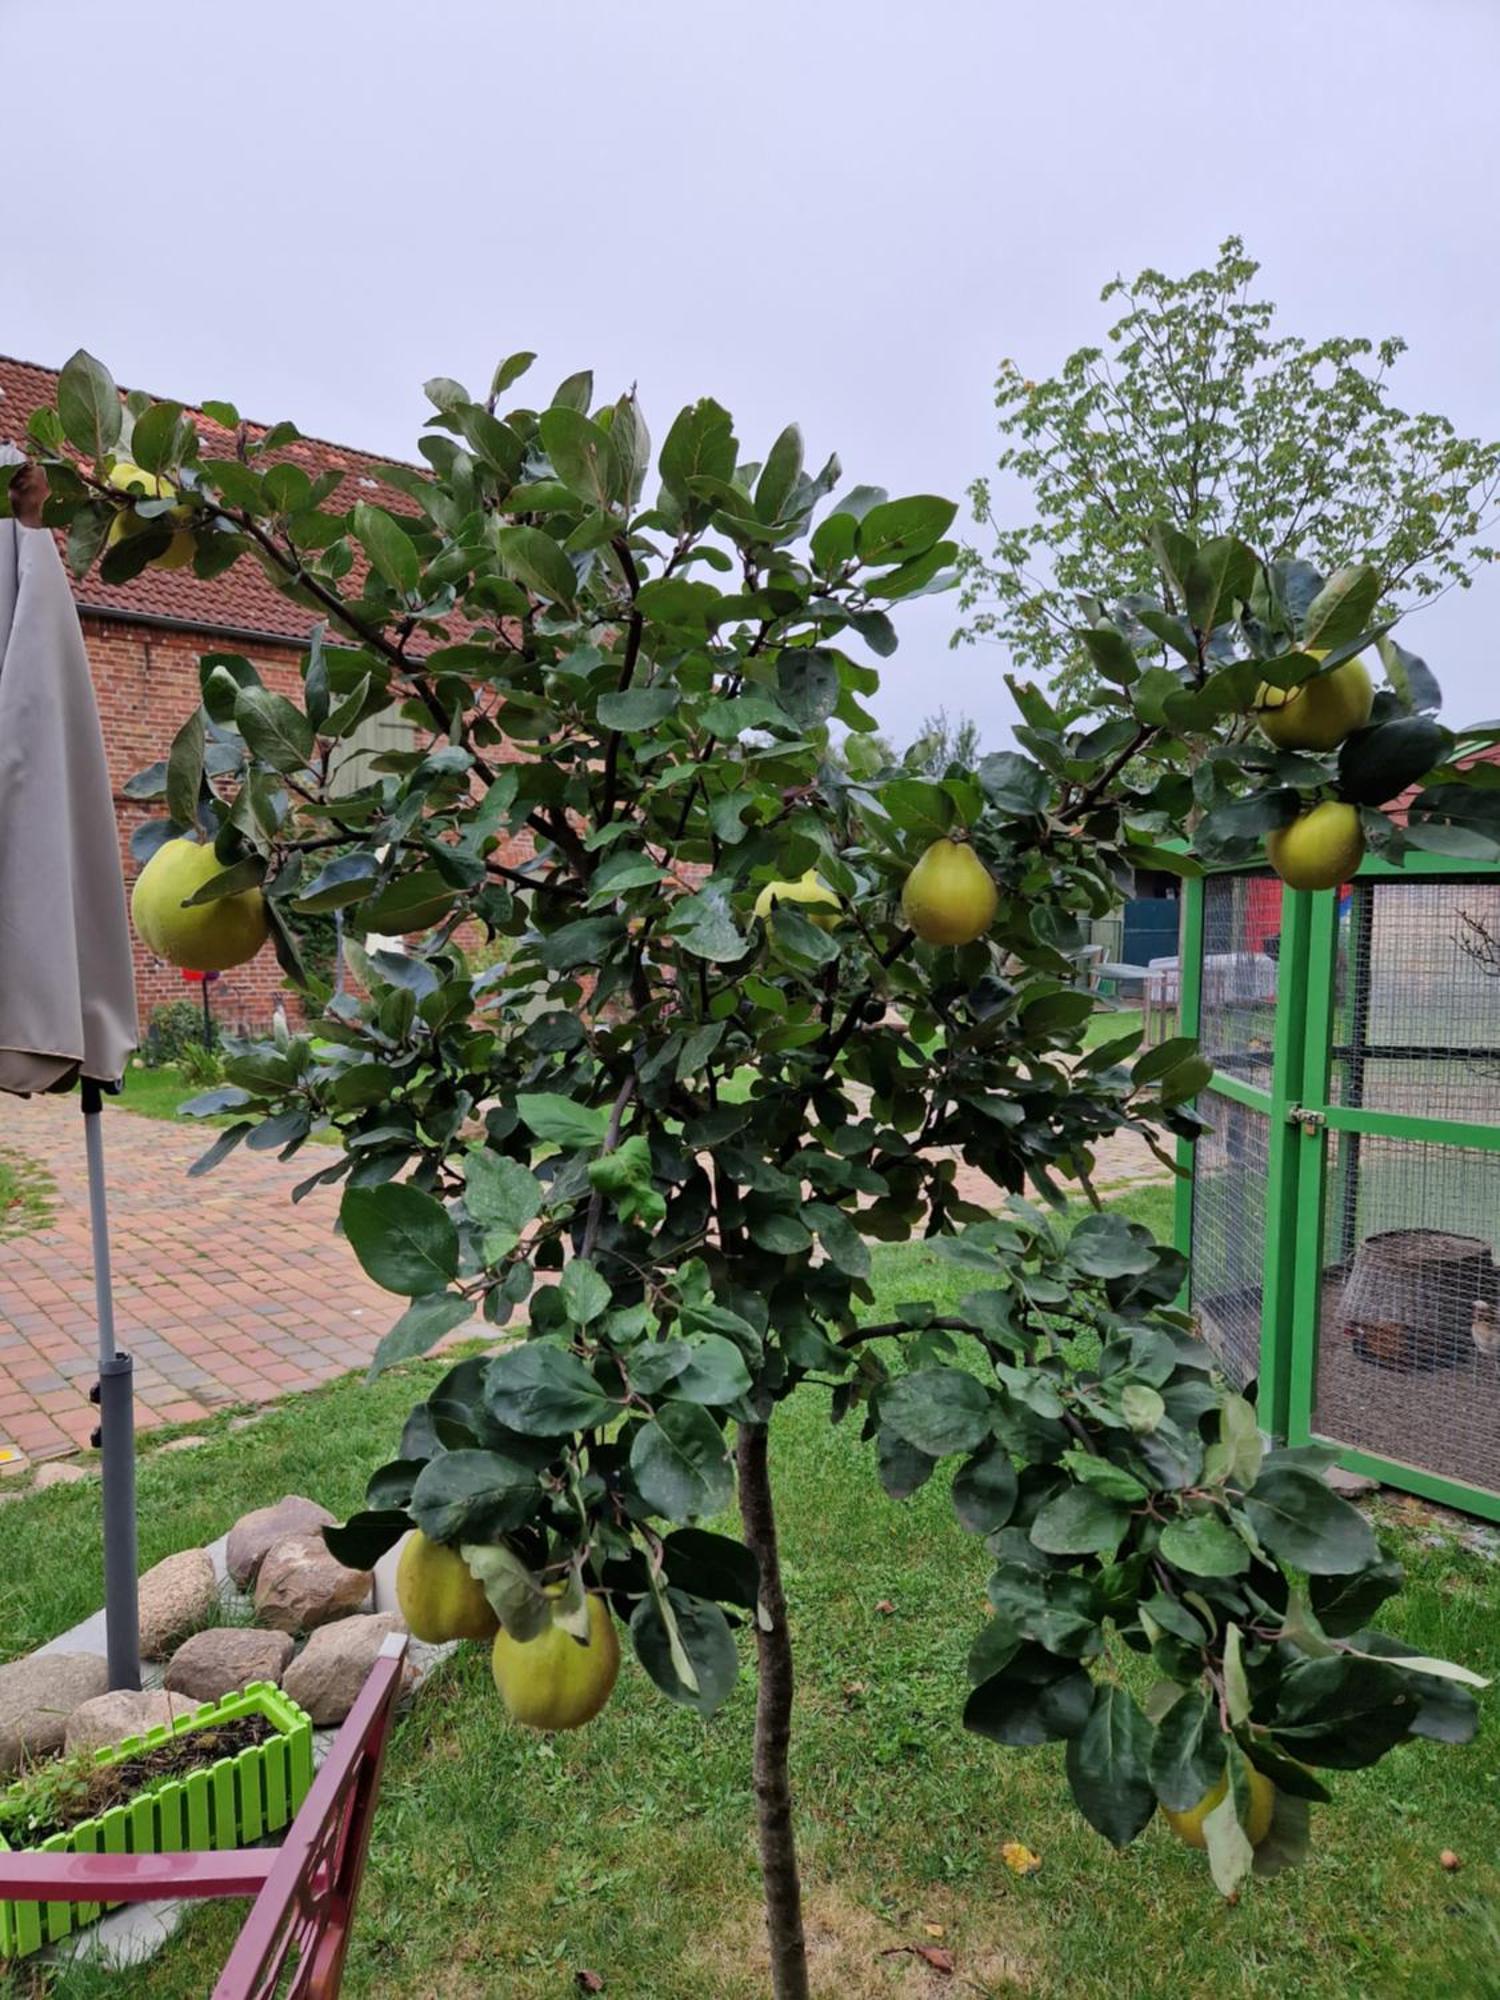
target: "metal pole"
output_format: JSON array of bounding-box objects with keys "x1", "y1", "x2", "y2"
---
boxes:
[
  {"x1": 81, "y1": 1080, "x2": 140, "y2": 1692},
  {"x1": 201, "y1": 978, "x2": 213, "y2": 1050}
]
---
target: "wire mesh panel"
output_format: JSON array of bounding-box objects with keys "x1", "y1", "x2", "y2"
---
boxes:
[
  {"x1": 1189, "y1": 1089, "x2": 1271, "y2": 1389},
  {"x1": 1197, "y1": 873, "x2": 1282, "y2": 1084},
  {"x1": 1330, "y1": 877, "x2": 1500, "y2": 1126},
  {"x1": 1311, "y1": 1131, "x2": 1500, "y2": 1498}
]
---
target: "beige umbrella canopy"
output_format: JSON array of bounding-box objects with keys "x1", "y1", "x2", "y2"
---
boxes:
[
  {"x1": 1, "y1": 444, "x2": 142, "y2": 1688},
  {"x1": 0, "y1": 447, "x2": 136, "y2": 1093}
]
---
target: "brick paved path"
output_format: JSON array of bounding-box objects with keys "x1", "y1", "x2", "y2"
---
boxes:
[{"x1": 0, "y1": 1095, "x2": 399, "y2": 1464}]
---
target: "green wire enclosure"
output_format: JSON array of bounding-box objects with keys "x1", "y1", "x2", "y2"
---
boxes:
[{"x1": 1175, "y1": 853, "x2": 1500, "y2": 1524}]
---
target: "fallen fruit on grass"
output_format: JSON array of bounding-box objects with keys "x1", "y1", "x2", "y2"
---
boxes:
[
  {"x1": 753, "y1": 868, "x2": 841, "y2": 928},
  {"x1": 1253, "y1": 653, "x2": 1374, "y2": 752},
  {"x1": 1264, "y1": 801, "x2": 1365, "y2": 891},
  {"x1": 491, "y1": 1590, "x2": 620, "y2": 1730},
  {"x1": 901, "y1": 837, "x2": 998, "y2": 946},
  {"x1": 106, "y1": 460, "x2": 195, "y2": 570},
  {"x1": 395, "y1": 1531, "x2": 498, "y2": 1643},
  {"x1": 130, "y1": 837, "x2": 269, "y2": 971},
  {"x1": 1161, "y1": 1766, "x2": 1275, "y2": 1850}
]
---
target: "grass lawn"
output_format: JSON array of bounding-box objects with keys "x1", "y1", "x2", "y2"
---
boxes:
[
  {"x1": 3, "y1": 1242, "x2": 1497, "y2": 1999},
  {"x1": 108, "y1": 1065, "x2": 221, "y2": 1124},
  {"x1": 0, "y1": 1146, "x2": 54, "y2": 1241}
]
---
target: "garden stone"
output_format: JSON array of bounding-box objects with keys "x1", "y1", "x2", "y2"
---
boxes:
[
  {"x1": 33, "y1": 1460, "x2": 90, "y2": 1489},
  {"x1": 137, "y1": 1548, "x2": 219, "y2": 1658},
  {"x1": 1325, "y1": 1466, "x2": 1379, "y2": 1500},
  {"x1": 282, "y1": 1614, "x2": 409, "y2": 1725},
  {"x1": 164, "y1": 1627, "x2": 295, "y2": 1702},
  {"x1": 0, "y1": 1653, "x2": 109, "y2": 1773},
  {"x1": 226, "y1": 1496, "x2": 335, "y2": 1589},
  {"x1": 255, "y1": 1532, "x2": 371, "y2": 1634},
  {"x1": 65, "y1": 1689, "x2": 197, "y2": 1755}
]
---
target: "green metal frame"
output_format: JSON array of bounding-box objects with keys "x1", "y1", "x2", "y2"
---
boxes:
[{"x1": 1176, "y1": 851, "x2": 1500, "y2": 1522}]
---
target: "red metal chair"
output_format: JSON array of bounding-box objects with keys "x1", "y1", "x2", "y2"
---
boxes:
[{"x1": 0, "y1": 1631, "x2": 408, "y2": 1998}]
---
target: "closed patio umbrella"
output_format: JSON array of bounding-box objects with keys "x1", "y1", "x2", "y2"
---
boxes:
[{"x1": 0, "y1": 445, "x2": 142, "y2": 1689}]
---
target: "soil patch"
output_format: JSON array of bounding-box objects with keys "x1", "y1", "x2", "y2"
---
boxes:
[{"x1": 0, "y1": 1714, "x2": 274, "y2": 1847}]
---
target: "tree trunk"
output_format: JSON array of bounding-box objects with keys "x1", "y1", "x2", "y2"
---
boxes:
[{"x1": 736, "y1": 1419, "x2": 810, "y2": 2000}]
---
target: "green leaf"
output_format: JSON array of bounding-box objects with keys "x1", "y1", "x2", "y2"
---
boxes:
[
  {"x1": 1066, "y1": 1212, "x2": 1157, "y2": 1279},
  {"x1": 964, "y1": 1653, "x2": 1095, "y2": 1747},
  {"x1": 1120, "y1": 1384, "x2": 1165, "y2": 1435},
  {"x1": 952, "y1": 1442, "x2": 1019, "y2": 1534},
  {"x1": 295, "y1": 853, "x2": 381, "y2": 912},
  {"x1": 878, "y1": 1430, "x2": 938, "y2": 1500},
  {"x1": 341, "y1": 1182, "x2": 459, "y2": 1296},
  {"x1": 673, "y1": 1335, "x2": 753, "y2": 1407},
  {"x1": 1065, "y1": 1684, "x2": 1157, "y2": 1848},
  {"x1": 495, "y1": 524, "x2": 578, "y2": 608},
  {"x1": 755, "y1": 423, "x2": 804, "y2": 522},
  {"x1": 1060, "y1": 1451, "x2": 1148, "y2": 1504},
  {"x1": 663, "y1": 886, "x2": 749, "y2": 964},
  {"x1": 630, "y1": 1403, "x2": 735, "y2": 1521},
  {"x1": 351, "y1": 502, "x2": 421, "y2": 595},
  {"x1": 560, "y1": 1257, "x2": 610, "y2": 1327},
  {"x1": 1243, "y1": 1465, "x2": 1380, "y2": 1575},
  {"x1": 411, "y1": 1448, "x2": 538, "y2": 1543},
  {"x1": 882, "y1": 1368, "x2": 994, "y2": 1458},
  {"x1": 776, "y1": 649, "x2": 840, "y2": 728},
  {"x1": 235, "y1": 687, "x2": 315, "y2": 773},
  {"x1": 660, "y1": 1529, "x2": 759, "y2": 1610},
  {"x1": 464, "y1": 1150, "x2": 544, "y2": 1250},
  {"x1": 369, "y1": 1292, "x2": 475, "y2": 1377},
  {"x1": 630, "y1": 1588, "x2": 739, "y2": 1716},
  {"x1": 539, "y1": 405, "x2": 621, "y2": 510},
  {"x1": 1148, "y1": 1690, "x2": 1224, "y2": 1810},
  {"x1": 1184, "y1": 535, "x2": 1256, "y2": 634},
  {"x1": 879, "y1": 778, "x2": 956, "y2": 838},
  {"x1": 486, "y1": 1342, "x2": 617, "y2": 1434},
  {"x1": 461, "y1": 1541, "x2": 551, "y2": 1640},
  {"x1": 858, "y1": 494, "x2": 957, "y2": 564},
  {"x1": 802, "y1": 1202, "x2": 871, "y2": 1280},
  {"x1": 164, "y1": 709, "x2": 205, "y2": 828},
  {"x1": 1158, "y1": 1510, "x2": 1250, "y2": 1577},
  {"x1": 596, "y1": 686, "x2": 678, "y2": 732},
  {"x1": 658, "y1": 398, "x2": 738, "y2": 507},
  {"x1": 323, "y1": 1510, "x2": 411, "y2": 1571},
  {"x1": 359, "y1": 870, "x2": 457, "y2": 934},
  {"x1": 58, "y1": 349, "x2": 121, "y2": 458},
  {"x1": 1203, "y1": 1777, "x2": 1256, "y2": 1898},
  {"x1": 986, "y1": 1566, "x2": 1101, "y2": 1655},
  {"x1": 491, "y1": 350, "x2": 537, "y2": 397},
  {"x1": 1030, "y1": 1483, "x2": 1130, "y2": 1558},
  {"x1": 1302, "y1": 565, "x2": 1380, "y2": 651},
  {"x1": 515, "y1": 1093, "x2": 610, "y2": 1149}
]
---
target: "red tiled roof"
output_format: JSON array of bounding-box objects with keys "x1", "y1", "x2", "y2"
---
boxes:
[{"x1": 0, "y1": 354, "x2": 421, "y2": 645}]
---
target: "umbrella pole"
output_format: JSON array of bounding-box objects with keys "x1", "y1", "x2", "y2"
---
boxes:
[{"x1": 81, "y1": 1080, "x2": 140, "y2": 1692}]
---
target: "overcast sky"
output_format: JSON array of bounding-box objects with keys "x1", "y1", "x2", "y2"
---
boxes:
[{"x1": 4, "y1": 0, "x2": 1497, "y2": 746}]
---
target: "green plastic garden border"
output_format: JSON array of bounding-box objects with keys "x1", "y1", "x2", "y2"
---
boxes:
[{"x1": 0, "y1": 1678, "x2": 314, "y2": 1961}]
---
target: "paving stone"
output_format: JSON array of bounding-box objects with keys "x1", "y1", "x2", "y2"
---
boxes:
[
  {"x1": 0, "y1": 1653, "x2": 110, "y2": 1773},
  {"x1": 164, "y1": 1627, "x2": 295, "y2": 1701}
]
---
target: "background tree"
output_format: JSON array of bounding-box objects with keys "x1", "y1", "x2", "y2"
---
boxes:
[
  {"x1": 956, "y1": 237, "x2": 1500, "y2": 707},
  {"x1": 10, "y1": 351, "x2": 1492, "y2": 2000}
]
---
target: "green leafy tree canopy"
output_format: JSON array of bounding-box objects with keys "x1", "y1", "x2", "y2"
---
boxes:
[
  {"x1": 10, "y1": 347, "x2": 1493, "y2": 1997},
  {"x1": 957, "y1": 237, "x2": 1500, "y2": 706}
]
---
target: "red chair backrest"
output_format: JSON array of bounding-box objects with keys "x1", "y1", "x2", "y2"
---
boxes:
[{"x1": 211, "y1": 1630, "x2": 408, "y2": 2000}]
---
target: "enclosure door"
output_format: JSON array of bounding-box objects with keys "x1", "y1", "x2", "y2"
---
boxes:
[
  {"x1": 1177, "y1": 870, "x2": 1309, "y2": 1428},
  {"x1": 1286, "y1": 859, "x2": 1500, "y2": 1522}
]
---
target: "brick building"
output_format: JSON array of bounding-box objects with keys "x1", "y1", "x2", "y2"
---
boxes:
[{"x1": 1, "y1": 355, "x2": 433, "y2": 1034}]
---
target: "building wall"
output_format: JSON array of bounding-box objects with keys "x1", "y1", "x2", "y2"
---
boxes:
[{"x1": 86, "y1": 615, "x2": 534, "y2": 1038}]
